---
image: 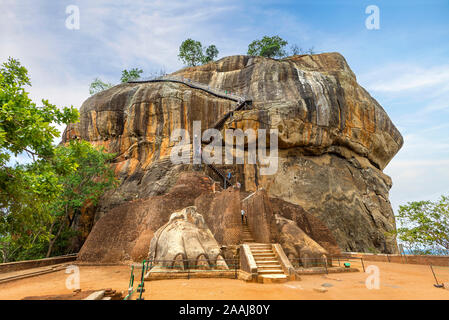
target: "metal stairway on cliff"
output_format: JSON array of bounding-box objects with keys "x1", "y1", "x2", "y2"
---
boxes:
[
  {"x1": 203, "y1": 99, "x2": 251, "y2": 188},
  {"x1": 129, "y1": 75, "x2": 251, "y2": 103},
  {"x1": 129, "y1": 75, "x2": 252, "y2": 189}
]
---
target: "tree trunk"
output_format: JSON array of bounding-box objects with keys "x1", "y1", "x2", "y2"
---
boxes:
[{"x1": 46, "y1": 219, "x2": 66, "y2": 258}]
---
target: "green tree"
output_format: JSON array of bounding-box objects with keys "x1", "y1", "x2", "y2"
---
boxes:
[
  {"x1": 0, "y1": 58, "x2": 117, "y2": 262},
  {"x1": 178, "y1": 39, "x2": 204, "y2": 67},
  {"x1": 247, "y1": 35, "x2": 288, "y2": 59},
  {"x1": 0, "y1": 57, "x2": 78, "y2": 262},
  {"x1": 89, "y1": 77, "x2": 113, "y2": 95},
  {"x1": 45, "y1": 140, "x2": 117, "y2": 257},
  {"x1": 202, "y1": 45, "x2": 219, "y2": 64},
  {"x1": 178, "y1": 39, "x2": 219, "y2": 66},
  {"x1": 0, "y1": 58, "x2": 78, "y2": 163},
  {"x1": 0, "y1": 141, "x2": 117, "y2": 261},
  {"x1": 395, "y1": 196, "x2": 449, "y2": 255},
  {"x1": 120, "y1": 68, "x2": 143, "y2": 83},
  {"x1": 0, "y1": 161, "x2": 61, "y2": 262}
]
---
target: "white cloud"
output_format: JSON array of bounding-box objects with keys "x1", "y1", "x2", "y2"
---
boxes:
[
  {"x1": 361, "y1": 64, "x2": 449, "y2": 93},
  {"x1": 385, "y1": 130, "x2": 449, "y2": 213}
]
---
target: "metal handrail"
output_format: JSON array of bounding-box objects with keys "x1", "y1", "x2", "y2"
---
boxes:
[{"x1": 129, "y1": 75, "x2": 251, "y2": 102}]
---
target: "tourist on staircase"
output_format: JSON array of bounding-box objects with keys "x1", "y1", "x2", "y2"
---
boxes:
[{"x1": 241, "y1": 209, "x2": 247, "y2": 225}]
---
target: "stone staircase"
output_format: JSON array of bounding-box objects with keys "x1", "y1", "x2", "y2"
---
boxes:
[
  {"x1": 241, "y1": 223, "x2": 288, "y2": 283},
  {"x1": 241, "y1": 223, "x2": 255, "y2": 243},
  {"x1": 248, "y1": 244, "x2": 288, "y2": 283}
]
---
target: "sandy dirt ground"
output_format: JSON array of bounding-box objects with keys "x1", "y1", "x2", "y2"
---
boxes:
[{"x1": 0, "y1": 262, "x2": 448, "y2": 300}]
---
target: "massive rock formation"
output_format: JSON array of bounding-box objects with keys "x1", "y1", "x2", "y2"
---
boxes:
[{"x1": 65, "y1": 52, "x2": 403, "y2": 253}]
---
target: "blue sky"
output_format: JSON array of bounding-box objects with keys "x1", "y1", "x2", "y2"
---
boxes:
[{"x1": 1, "y1": 0, "x2": 448, "y2": 213}]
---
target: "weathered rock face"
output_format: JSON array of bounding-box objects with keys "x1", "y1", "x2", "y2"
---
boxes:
[
  {"x1": 77, "y1": 172, "x2": 339, "y2": 264},
  {"x1": 65, "y1": 53, "x2": 403, "y2": 253},
  {"x1": 273, "y1": 214, "x2": 328, "y2": 268},
  {"x1": 241, "y1": 189, "x2": 340, "y2": 256},
  {"x1": 148, "y1": 206, "x2": 227, "y2": 270},
  {"x1": 77, "y1": 173, "x2": 213, "y2": 263}
]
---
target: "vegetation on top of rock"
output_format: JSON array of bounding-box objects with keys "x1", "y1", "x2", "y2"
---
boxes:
[
  {"x1": 89, "y1": 68, "x2": 145, "y2": 95},
  {"x1": 178, "y1": 38, "x2": 219, "y2": 66},
  {"x1": 247, "y1": 35, "x2": 289, "y2": 59},
  {"x1": 203, "y1": 44, "x2": 219, "y2": 64},
  {"x1": 0, "y1": 58, "x2": 117, "y2": 262},
  {"x1": 289, "y1": 44, "x2": 316, "y2": 55},
  {"x1": 89, "y1": 77, "x2": 113, "y2": 95},
  {"x1": 393, "y1": 195, "x2": 449, "y2": 255},
  {"x1": 120, "y1": 68, "x2": 143, "y2": 83},
  {"x1": 247, "y1": 35, "x2": 316, "y2": 58}
]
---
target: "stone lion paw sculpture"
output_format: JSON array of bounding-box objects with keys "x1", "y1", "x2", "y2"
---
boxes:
[
  {"x1": 274, "y1": 214, "x2": 329, "y2": 268},
  {"x1": 147, "y1": 206, "x2": 228, "y2": 271}
]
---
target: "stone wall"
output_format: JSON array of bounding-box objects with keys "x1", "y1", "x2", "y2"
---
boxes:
[
  {"x1": 0, "y1": 255, "x2": 77, "y2": 274},
  {"x1": 344, "y1": 252, "x2": 449, "y2": 267}
]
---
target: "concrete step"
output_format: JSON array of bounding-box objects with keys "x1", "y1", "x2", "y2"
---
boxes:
[
  {"x1": 250, "y1": 249, "x2": 272, "y2": 253},
  {"x1": 250, "y1": 243, "x2": 273, "y2": 250},
  {"x1": 255, "y1": 260, "x2": 279, "y2": 264},
  {"x1": 252, "y1": 252, "x2": 276, "y2": 257},
  {"x1": 257, "y1": 265, "x2": 282, "y2": 270},
  {"x1": 253, "y1": 257, "x2": 276, "y2": 261},
  {"x1": 253, "y1": 256, "x2": 277, "y2": 261},
  {"x1": 258, "y1": 274, "x2": 288, "y2": 284},
  {"x1": 257, "y1": 269, "x2": 285, "y2": 274},
  {"x1": 248, "y1": 244, "x2": 272, "y2": 247}
]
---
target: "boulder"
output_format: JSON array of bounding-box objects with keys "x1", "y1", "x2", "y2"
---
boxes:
[
  {"x1": 148, "y1": 206, "x2": 227, "y2": 270},
  {"x1": 66, "y1": 53, "x2": 403, "y2": 253},
  {"x1": 273, "y1": 214, "x2": 328, "y2": 268}
]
